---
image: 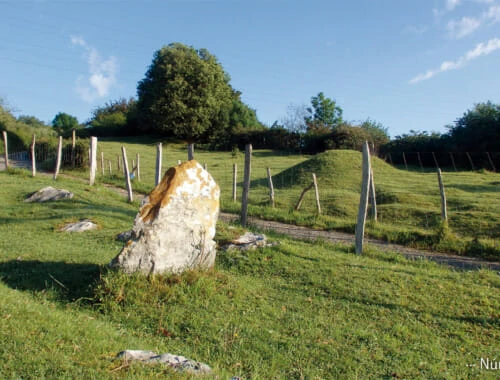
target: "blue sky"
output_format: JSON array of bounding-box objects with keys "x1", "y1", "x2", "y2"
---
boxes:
[{"x1": 1, "y1": 0, "x2": 500, "y2": 138}]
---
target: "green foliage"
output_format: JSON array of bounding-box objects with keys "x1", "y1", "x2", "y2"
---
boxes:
[
  {"x1": 0, "y1": 101, "x2": 56, "y2": 153},
  {"x1": 16, "y1": 115, "x2": 48, "y2": 129},
  {"x1": 447, "y1": 101, "x2": 500, "y2": 152},
  {"x1": 0, "y1": 99, "x2": 17, "y2": 132},
  {"x1": 52, "y1": 112, "x2": 80, "y2": 135},
  {"x1": 359, "y1": 118, "x2": 390, "y2": 148},
  {"x1": 86, "y1": 98, "x2": 137, "y2": 137},
  {"x1": 305, "y1": 92, "x2": 343, "y2": 132},
  {"x1": 136, "y1": 43, "x2": 234, "y2": 142}
]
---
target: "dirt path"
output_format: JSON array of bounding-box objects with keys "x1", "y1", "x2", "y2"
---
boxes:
[
  {"x1": 218, "y1": 213, "x2": 500, "y2": 271},
  {"x1": 3, "y1": 164, "x2": 499, "y2": 271}
]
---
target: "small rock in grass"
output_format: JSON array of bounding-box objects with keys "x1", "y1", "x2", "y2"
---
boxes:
[
  {"x1": 60, "y1": 219, "x2": 97, "y2": 232},
  {"x1": 223, "y1": 231, "x2": 278, "y2": 252},
  {"x1": 116, "y1": 230, "x2": 133, "y2": 241},
  {"x1": 24, "y1": 186, "x2": 73, "y2": 203},
  {"x1": 117, "y1": 350, "x2": 211, "y2": 374}
]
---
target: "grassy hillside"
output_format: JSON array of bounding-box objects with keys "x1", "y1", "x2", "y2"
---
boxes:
[
  {"x1": 29, "y1": 137, "x2": 500, "y2": 258},
  {"x1": 0, "y1": 170, "x2": 498, "y2": 378}
]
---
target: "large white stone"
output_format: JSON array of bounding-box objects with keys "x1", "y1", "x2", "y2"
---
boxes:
[{"x1": 110, "y1": 160, "x2": 220, "y2": 274}]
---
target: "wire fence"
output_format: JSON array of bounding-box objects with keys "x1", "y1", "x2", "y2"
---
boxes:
[{"x1": 1, "y1": 136, "x2": 498, "y2": 249}]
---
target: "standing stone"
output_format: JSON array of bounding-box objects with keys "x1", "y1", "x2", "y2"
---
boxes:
[{"x1": 110, "y1": 160, "x2": 220, "y2": 275}]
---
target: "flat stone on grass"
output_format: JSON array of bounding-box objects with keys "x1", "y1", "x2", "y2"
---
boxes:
[
  {"x1": 60, "y1": 219, "x2": 97, "y2": 233},
  {"x1": 24, "y1": 186, "x2": 73, "y2": 203}
]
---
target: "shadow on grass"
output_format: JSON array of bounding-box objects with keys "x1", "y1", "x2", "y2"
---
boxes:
[
  {"x1": 448, "y1": 183, "x2": 500, "y2": 193},
  {"x1": 0, "y1": 260, "x2": 103, "y2": 303}
]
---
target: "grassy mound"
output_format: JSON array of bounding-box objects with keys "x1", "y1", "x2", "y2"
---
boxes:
[{"x1": 273, "y1": 149, "x2": 397, "y2": 189}]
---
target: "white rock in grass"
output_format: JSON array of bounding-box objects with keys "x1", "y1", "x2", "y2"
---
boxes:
[
  {"x1": 24, "y1": 186, "x2": 73, "y2": 202},
  {"x1": 117, "y1": 350, "x2": 212, "y2": 374},
  {"x1": 223, "y1": 232, "x2": 277, "y2": 252},
  {"x1": 60, "y1": 219, "x2": 97, "y2": 232}
]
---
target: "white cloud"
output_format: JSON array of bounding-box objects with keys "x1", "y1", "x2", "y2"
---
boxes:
[
  {"x1": 409, "y1": 37, "x2": 500, "y2": 84},
  {"x1": 71, "y1": 35, "x2": 118, "y2": 102},
  {"x1": 70, "y1": 35, "x2": 85, "y2": 47},
  {"x1": 446, "y1": 0, "x2": 461, "y2": 11},
  {"x1": 446, "y1": 16, "x2": 481, "y2": 38},
  {"x1": 485, "y1": 4, "x2": 500, "y2": 22}
]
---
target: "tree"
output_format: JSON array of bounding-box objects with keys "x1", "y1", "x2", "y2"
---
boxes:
[
  {"x1": 17, "y1": 115, "x2": 48, "y2": 129},
  {"x1": 228, "y1": 91, "x2": 264, "y2": 130},
  {"x1": 0, "y1": 99, "x2": 16, "y2": 132},
  {"x1": 87, "y1": 97, "x2": 136, "y2": 136},
  {"x1": 305, "y1": 92, "x2": 343, "y2": 132},
  {"x1": 447, "y1": 101, "x2": 500, "y2": 152},
  {"x1": 359, "y1": 118, "x2": 390, "y2": 148},
  {"x1": 281, "y1": 103, "x2": 308, "y2": 134},
  {"x1": 136, "y1": 43, "x2": 234, "y2": 142},
  {"x1": 52, "y1": 112, "x2": 79, "y2": 135}
]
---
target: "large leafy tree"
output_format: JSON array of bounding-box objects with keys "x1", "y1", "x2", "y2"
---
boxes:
[
  {"x1": 305, "y1": 92, "x2": 343, "y2": 132},
  {"x1": 136, "y1": 43, "x2": 234, "y2": 142},
  {"x1": 52, "y1": 112, "x2": 79, "y2": 135},
  {"x1": 447, "y1": 101, "x2": 500, "y2": 152}
]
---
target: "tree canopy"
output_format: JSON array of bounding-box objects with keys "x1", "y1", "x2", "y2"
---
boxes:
[
  {"x1": 52, "y1": 112, "x2": 79, "y2": 135},
  {"x1": 136, "y1": 43, "x2": 234, "y2": 142},
  {"x1": 86, "y1": 97, "x2": 137, "y2": 136},
  {"x1": 305, "y1": 92, "x2": 343, "y2": 132},
  {"x1": 447, "y1": 101, "x2": 500, "y2": 152}
]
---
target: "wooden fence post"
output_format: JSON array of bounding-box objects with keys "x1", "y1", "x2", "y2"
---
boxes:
[
  {"x1": 177, "y1": 160, "x2": 181, "y2": 165},
  {"x1": 31, "y1": 134, "x2": 36, "y2": 177},
  {"x1": 53, "y1": 136, "x2": 63, "y2": 180},
  {"x1": 204, "y1": 163, "x2": 207, "y2": 171},
  {"x1": 355, "y1": 142, "x2": 371, "y2": 254},
  {"x1": 89, "y1": 137, "x2": 97, "y2": 185},
  {"x1": 121, "y1": 146, "x2": 133, "y2": 202},
  {"x1": 295, "y1": 183, "x2": 314, "y2": 211},
  {"x1": 369, "y1": 168, "x2": 377, "y2": 221},
  {"x1": 449, "y1": 152, "x2": 457, "y2": 172},
  {"x1": 312, "y1": 173, "x2": 321, "y2": 214},
  {"x1": 136, "y1": 153, "x2": 141, "y2": 182},
  {"x1": 232, "y1": 163, "x2": 237, "y2": 202},
  {"x1": 155, "y1": 143, "x2": 162, "y2": 186},
  {"x1": 2, "y1": 131, "x2": 8, "y2": 169},
  {"x1": 108, "y1": 160, "x2": 112, "y2": 175},
  {"x1": 266, "y1": 167, "x2": 275, "y2": 207},
  {"x1": 432, "y1": 152, "x2": 439, "y2": 169},
  {"x1": 466, "y1": 152, "x2": 474, "y2": 171},
  {"x1": 71, "y1": 129, "x2": 76, "y2": 168},
  {"x1": 101, "y1": 152, "x2": 105, "y2": 176},
  {"x1": 417, "y1": 152, "x2": 424, "y2": 171},
  {"x1": 402, "y1": 152, "x2": 408, "y2": 171},
  {"x1": 117, "y1": 155, "x2": 121, "y2": 172},
  {"x1": 387, "y1": 153, "x2": 393, "y2": 166},
  {"x1": 437, "y1": 168, "x2": 447, "y2": 222},
  {"x1": 486, "y1": 152, "x2": 496, "y2": 172},
  {"x1": 240, "y1": 144, "x2": 252, "y2": 227},
  {"x1": 188, "y1": 143, "x2": 194, "y2": 161}
]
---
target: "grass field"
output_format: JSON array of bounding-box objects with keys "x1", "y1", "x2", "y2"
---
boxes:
[
  {"x1": 61, "y1": 137, "x2": 500, "y2": 259},
  {"x1": 0, "y1": 169, "x2": 499, "y2": 378}
]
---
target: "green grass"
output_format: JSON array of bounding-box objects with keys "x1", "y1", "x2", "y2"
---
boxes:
[
  {"x1": 0, "y1": 170, "x2": 499, "y2": 378},
  {"x1": 58, "y1": 138, "x2": 500, "y2": 259}
]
